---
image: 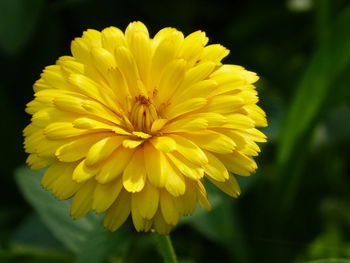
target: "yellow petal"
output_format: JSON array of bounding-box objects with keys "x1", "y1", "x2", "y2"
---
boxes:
[
  {"x1": 164, "y1": 159, "x2": 186, "y2": 197},
  {"x1": 34, "y1": 82, "x2": 73, "y2": 96},
  {"x1": 188, "y1": 112, "x2": 227, "y2": 128},
  {"x1": 53, "y1": 94, "x2": 87, "y2": 115},
  {"x1": 72, "y1": 159, "x2": 98, "y2": 183},
  {"x1": 40, "y1": 65, "x2": 67, "y2": 89},
  {"x1": 104, "y1": 67, "x2": 130, "y2": 105},
  {"x1": 34, "y1": 88, "x2": 65, "y2": 102},
  {"x1": 50, "y1": 166, "x2": 80, "y2": 200},
  {"x1": 132, "y1": 131, "x2": 152, "y2": 139},
  {"x1": 32, "y1": 108, "x2": 76, "y2": 128},
  {"x1": 150, "y1": 118, "x2": 168, "y2": 133},
  {"x1": 73, "y1": 118, "x2": 128, "y2": 136},
  {"x1": 143, "y1": 142, "x2": 167, "y2": 187},
  {"x1": 196, "y1": 181, "x2": 211, "y2": 211},
  {"x1": 26, "y1": 100, "x2": 45, "y2": 115},
  {"x1": 213, "y1": 128, "x2": 248, "y2": 151},
  {"x1": 114, "y1": 46, "x2": 140, "y2": 96},
  {"x1": 44, "y1": 122, "x2": 94, "y2": 140},
  {"x1": 81, "y1": 29, "x2": 102, "y2": 47},
  {"x1": 244, "y1": 104, "x2": 267, "y2": 127},
  {"x1": 180, "y1": 61, "x2": 216, "y2": 90},
  {"x1": 238, "y1": 69, "x2": 259, "y2": 83},
  {"x1": 27, "y1": 154, "x2": 53, "y2": 170},
  {"x1": 41, "y1": 162, "x2": 75, "y2": 189},
  {"x1": 123, "y1": 150, "x2": 146, "y2": 192},
  {"x1": 95, "y1": 147, "x2": 134, "y2": 183},
  {"x1": 162, "y1": 117, "x2": 208, "y2": 133},
  {"x1": 184, "y1": 131, "x2": 236, "y2": 154},
  {"x1": 210, "y1": 64, "x2": 244, "y2": 78},
  {"x1": 149, "y1": 39, "x2": 176, "y2": 88},
  {"x1": 24, "y1": 128, "x2": 43, "y2": 150},
  {"x1": 205, "y1": 95, "x2": 244, "y2": 114},
  {"x1": 57, "y1": 56, "x2": 84, "y2": 75},
  {"x1": 23, "y1": 123, "x2": 39, "y2": 137},
  {"x1": 72, "y1": 117, "x2": 113, "y2": 130},
  {"x1": 150, "y1": 136, "x2": 176, "y2": 152},
  {"x1": 238, "y1": 89, "x2": 259, "y2": 105},
  {"x1": 224, "y1": 113, "x2": 255, "y2": 129},
  {"x1": 126, "y1": 27, "x2": 151, "y2": 85},
  {"x1": 164, "y1": 98, "x2": 206, "y2": 120},
  {"x1": 104, "y1": 189, "x2": 131, "y2": 231},
  {"x1": 101, "y1": 26, "x2": 126, "y2": 52},
  {"x1": 81, "y1": 99, "x2": 122, "y2": 124},
  {"x1": 152, "y1": 27, "x2": 184, "y2": 49},
  {"x1": 33, "y1": 78, "x2": 52, "y2": 92},
  {"x1": 157, "y1": 59, "x2": 186, "y2": 103},
  {"x1": 27, "y1": 135, "x2": 65, "y2": 158},
  {"x1": 170, "y1": 135, "x2": 208, "y2": 166},
  {"x1": 208, "y1": 175, "x2": 241, "y2": 198},
  {"x1": 70, "y1": 180, "x2": 95, "y2": 219},
  {"x1": 218, "y1": 152, "x2": 257, "y2": 176},
  {"x1": 56, "y1": 133, "x2": 109, "y2": 162},
  {"x1": 68, "y1": 74, "x2": 103, "y2": 101},
  {"x1": 172, "y1": 79, "x2": 217, "y2": 104},
  {"x1": 92, "y1": 176, "x2": 123, "y2": 213},
  {"x1": 154, "y1": 210, "x2": 173, "y2": 235},
  {"x1": 125, "y1": 21, "x2": 149, "y2": 40},
  {"x1": 200, "y1": 44, "x2": 229, "y2": 64},
  {"x1": 133, "y1": 182, "x2": 159, "y2": 219},
  {"x1": 203, "y1": 151, "x2": 229, "y2": 182},
  {"x1": 131, "y1": 197, "x2": 153, "y2": 232},
  {"x1": 166, "y1": 152, "x2": 204, "y2": 180},
  {"x1": 85, "y1": 136, "x2": 124, "y2": 166},
  {"x1": 71, "y1": 38, "x2": 91, "y2": 64},
  {"x1": 240, "y1": 141, "x2": 261, "y2": 157},
  {"x1": 210, "y1": 65, "x2": 259, "y2": 90},
  {"x1": 177, "y1": 30, "x2": 208, "y2": 67},
  {"x1": 90, "y1": 47, "x2": 116, "y2": 76},
  {"x1": 160, "y1": 190, "x2": 179, "y2": 225},
  {"x1": 173, "y1": 179, "x2": 197, "y2": 215},
  {"x1": 209, "y1": 81, "x2": 248, "y2": 97},
  {"x1": 122, "y1": 139, "x2": 144, "y2": 148},
  {"x1": 236, "y1": 128, "x2": 267, "y2": 143}
]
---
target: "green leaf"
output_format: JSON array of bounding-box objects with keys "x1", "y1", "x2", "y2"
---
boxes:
[
  {"x1": 15, "y1": 166, "x2": 97, "y2": 254},
  {"x1": 272, "y1": 4, "x2": 350, "y2": 214},
  {"x1": 15, "y1": 166, "x2": 131, "y2": 263},
  {"x1": 74, "y1": 224, "x2": 131, "y2": 263},
  {"x1": 277, "y1": 43, "x2": 331, "y2": 167},
  {"x1": 0, "y1": 0, "x2": 43, "y2": 55},
  {"x1": 11, "y1": 213, "x2": 66, "y2": 251},
  {"x1": 277, "y1": 5, "x2": 350, "y2": 167}
]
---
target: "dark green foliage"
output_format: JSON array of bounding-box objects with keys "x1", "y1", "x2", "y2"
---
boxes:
[{"x1": 1, "y1": 0, "x2": 350, "y2": 262}]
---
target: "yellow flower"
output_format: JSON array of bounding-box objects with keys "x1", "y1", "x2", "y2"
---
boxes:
[{"x1": 24, "y1": 21, "x2": 267, "y2": 234}]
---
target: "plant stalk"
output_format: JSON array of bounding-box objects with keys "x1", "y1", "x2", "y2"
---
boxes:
[{"x1": 154, "y1": 234, "x2": 178, "y2": 263}]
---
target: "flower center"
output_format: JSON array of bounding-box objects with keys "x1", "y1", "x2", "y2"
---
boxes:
[{"x1": 129, "y1": 95, "x2": 158, "y2": 133}]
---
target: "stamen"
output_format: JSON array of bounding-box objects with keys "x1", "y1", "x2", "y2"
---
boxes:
[{"x1": 130, "y1": 95, "x2": 159, "y2": 133}]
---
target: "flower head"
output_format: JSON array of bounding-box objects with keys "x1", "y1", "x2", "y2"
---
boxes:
[{"x1": 24, "y1": 21, "x2": 267, "y2": 234}]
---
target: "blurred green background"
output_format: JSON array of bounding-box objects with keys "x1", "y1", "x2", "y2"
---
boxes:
[{"x1": 1, "y1": 0, "x2": 350, "y2": 262}]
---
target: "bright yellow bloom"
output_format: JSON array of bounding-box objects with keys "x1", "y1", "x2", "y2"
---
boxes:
[{"x1": 24, "y1": 21, "x2": 267, "y2": 234}]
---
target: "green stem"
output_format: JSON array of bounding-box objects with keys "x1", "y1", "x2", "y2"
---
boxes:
[{"x1": 154, "y1": 234, "x2": 178, "y2": 263}]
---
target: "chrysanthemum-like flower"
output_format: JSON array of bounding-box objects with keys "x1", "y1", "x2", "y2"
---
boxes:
[{"x1": 24, "y1": 21, "x2": 267, "y2": 234}]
